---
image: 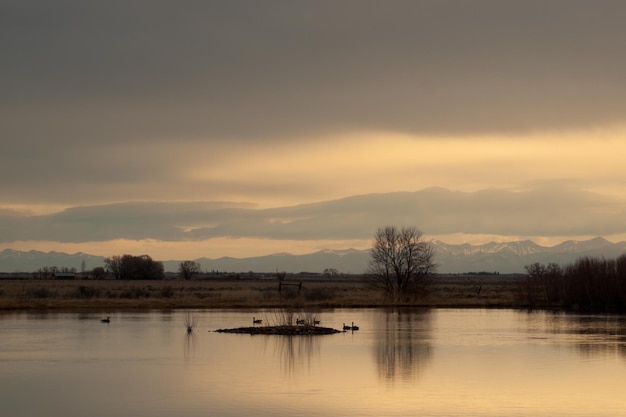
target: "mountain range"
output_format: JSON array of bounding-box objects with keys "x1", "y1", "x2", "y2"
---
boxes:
[{"x1": 1, "y1": 237, "x2": 626, "y2": 275}]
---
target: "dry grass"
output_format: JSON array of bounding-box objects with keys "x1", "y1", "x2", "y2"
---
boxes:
[{"x1": 0, "y1": 274, "x2": 525, "y2": 310}]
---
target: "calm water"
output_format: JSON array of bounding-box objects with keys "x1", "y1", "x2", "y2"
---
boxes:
[{"x1": 2, "y1": 308, "x2": 626, "y2": 417}]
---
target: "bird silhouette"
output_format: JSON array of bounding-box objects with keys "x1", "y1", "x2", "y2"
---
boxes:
[
  {"x1": 253, "y1": 317, "x2": 262, "y2": 324},
  {"x1": 100, "y1": 316, "x2": 110, "y2": 323}
]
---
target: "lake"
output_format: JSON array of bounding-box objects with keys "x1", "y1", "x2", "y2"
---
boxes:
[{"x1": 1, "y1": 308, "x2": 626, "y2": 416}]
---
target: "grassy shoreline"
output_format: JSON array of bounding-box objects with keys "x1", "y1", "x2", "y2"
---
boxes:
[{"x1": 0, "y1": 274, "x2": 526, "y2": 310}]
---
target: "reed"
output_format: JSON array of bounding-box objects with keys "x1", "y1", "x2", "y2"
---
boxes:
[{"x1": 184, "y1": 312, "x2": 196, "y2": 333}]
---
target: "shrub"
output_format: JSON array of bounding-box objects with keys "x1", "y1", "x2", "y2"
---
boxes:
[
  {"x1": 160, "y1": 285, "x2": 175, "y2": 298},
  {"x1": 25, "y1": 286, "x2": 55, "y2": 299},
  {"x1": 118, "y1": 286, "x2": 151, "y2": 299},
  {"x1": 304, "y1": 287, "x2": 333, "y2": 301},
  {"x1": 71, "y1": 285, "x2": 101, "y2": 299}
]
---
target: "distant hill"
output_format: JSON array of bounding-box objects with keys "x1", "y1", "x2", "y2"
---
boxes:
[
  {"x1": 430, "y1": 237, "x2": 626, "y2": 274},
  {"x1": 0, "y1": 250, "x2": 105, "y2": 274},
  {"x1": 1, "y1": 237, "x2": 625, "y2": 274},
  {"x1": 172, "y1": 249, "x2": 371, "y2": 275}
]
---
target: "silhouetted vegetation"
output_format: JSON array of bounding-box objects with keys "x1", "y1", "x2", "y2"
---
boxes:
[
  {"x1": 91, "y1": 267, "x2": 106, "y2": 280},
  {"x1": 105, "y1": 254, "x2": 164, "y2": 280},
  {"x1": 32, "y1": 266, "x2": 77, "y2": 279},
  {"x1": 160, "y1": 285, "x2": 175, "y2": 298},
  {"x1": 522, "y1": 255, "x2": 626, "y2": 312},
  {"x1": 71, "y1": 285, "x2": 101, "y2": 299},
  {"x1": 24, "y1": 286, "x2": 56, "y2": 299},
  {"x1": 368, "y1": 226, "x2": 435, "y2": 302},
  {"x1": 179, "y1": 261, "x2": 201, "y2": 280},
  {"x1": 184, "y1": 312, "x2": 196, "y2": 333}
]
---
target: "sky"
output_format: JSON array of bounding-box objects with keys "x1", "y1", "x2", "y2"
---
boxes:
[{"x1": 2, "y1": 0, "x2": 626, "y2": 261}]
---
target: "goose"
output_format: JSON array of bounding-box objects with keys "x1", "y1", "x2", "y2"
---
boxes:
[
  {"x1": 343, "y1": 323, "x2": 351, "y2": 331},
  {"x1": 296, "y1": 318, "x2": 306, "y2": 325},
  {"x1": 253, "y1": 317, "x2": 262, "y2": 324},
  {"x1": 100, "y1": 316, "x2": 110, "y2": 323},
  {"x1": 351, "y1": 322, "x2": 359, "y2": 331}
]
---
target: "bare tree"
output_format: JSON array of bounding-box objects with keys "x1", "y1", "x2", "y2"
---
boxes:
[
  {"x1": 179, "y1": 260, "x2": 201, "y2": 280},
  {"x1": 104, "y1": 256, "x2": 123, "y2": 280},
  {"x1": 367, "y1": 226, "x2": 435, "y2": 302}
]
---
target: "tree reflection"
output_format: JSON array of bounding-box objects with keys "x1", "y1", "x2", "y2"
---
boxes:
[
  {"x1": 542, "y1": 313, "x2": 626, "y2": 358},
  {"x1": 269, "y1": 335, "x2": 321, "y2": 376},
  {"x1": 374, "y1": 308, "x2": 433, "y2": 382},
  {"x1": 184, "y1": 331, "x2": 197, "y2": 362}
]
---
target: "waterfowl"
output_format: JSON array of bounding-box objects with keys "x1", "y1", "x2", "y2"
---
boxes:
[
  {"x1": 100, "y1": 317, "x2": 110, "y2": 323},
  {"x1": 343, "y1": 322, "x2": 359, "y2": 331},
  {"x1": 253, "y1": 317, "x2": 262, "y2": 324},
  {"x1": 296, "y1": 318, "x2": 306, "y2": 325},
  {"x1": 313, "y1": 320, "x2": 320, "y2": 325}
]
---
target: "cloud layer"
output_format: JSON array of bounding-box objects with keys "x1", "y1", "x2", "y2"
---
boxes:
[
  {"x1": 4, "y1": 1, "x2": 626, "y2": 145},
  {"x1": 2, "y1": 1, "x2": 626, "y2": 257},
  {"x1": 2, "y1": 187, "x2": 624, "y2": 244}
]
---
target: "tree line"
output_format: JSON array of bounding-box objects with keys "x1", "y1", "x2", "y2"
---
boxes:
[{"x1": 522, "y1": 255, "x2": 626, "y2": 312}]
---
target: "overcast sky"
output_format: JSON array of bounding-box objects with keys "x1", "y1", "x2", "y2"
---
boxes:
[{"x1": 2, "y1": 0, "x2": 626, "y2": 261}]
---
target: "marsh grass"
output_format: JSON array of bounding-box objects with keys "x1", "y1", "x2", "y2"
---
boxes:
[
  {"x1": 0, "y1": 274, "x2": 524, "y2": 310},
  {"x1": 184, "y1": 312, "x2": 197, "y2": 333}
]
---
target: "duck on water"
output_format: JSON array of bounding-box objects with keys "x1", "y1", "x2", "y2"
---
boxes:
[{"x1": 343, "y1": 322, "x2": 359, "y2": 331}]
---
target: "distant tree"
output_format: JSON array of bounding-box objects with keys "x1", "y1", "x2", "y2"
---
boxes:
[
  {"x1": 121, "y1": 254, "x2": 164, "y2": 280},
  {"x1": 367, "y1": 226, "x2": 435, "y2": 302},
  {"x1": 91, "y1": 266, "x2": 106, "y2": 280},
  {"x1": 276, "y1": 270, "x2": 286, "y2": 282},
  {"x1": 33, "y1": 267, "x2": 50, "y2": 279},
  {"x1": 524, "y1": 262, "x2": 546, "y2": 278},
  {"x1": 179, "y1": 260, "x2": 201, "y2": 280},
  {"x1": 106, "y1": 254, "x2": 164, "y2": 280},
  {"x1": 104, "y1": 256, "x2": 123, "y2": 280},
  {"x1": 323, "y1": 268, "x2": 339, "y2": 277},
  {"x1": 524, "y1": 255, "x2": 626, "y2": 312}
]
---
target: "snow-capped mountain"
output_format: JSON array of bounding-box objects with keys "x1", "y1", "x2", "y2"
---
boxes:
[
  {"x1": 1, "y1": 238, "x2": 625, "y2": 274},
  {"x1": 430, "y1": 237, "x2": 626, "y2": 273}
]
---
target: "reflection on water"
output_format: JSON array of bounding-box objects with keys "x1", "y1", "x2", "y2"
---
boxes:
[
  {"x1": 374, "y1": 308, "x2": 432, "y2": 382},
  {"x1": 184, "y1": 332, "x2": 198, "y2": 361},
  {"x1": 2, "y1": 309, "x2": 626, "y2": 417},
  {"x1": 269, "y1": 335, "x2": 321, "y2": 375},
  {"x1": 537, "y1": 312, "x2": 626, "y2": 358}
]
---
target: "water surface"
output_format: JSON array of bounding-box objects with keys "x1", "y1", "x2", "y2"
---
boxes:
[{"x1": 1, "y1": 309, "x2": 626, "y2": 416}]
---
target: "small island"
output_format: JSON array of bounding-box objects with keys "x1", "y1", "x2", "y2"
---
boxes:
[{"x1": 215, "y1": 325, "x2": 342, "y2": 335}]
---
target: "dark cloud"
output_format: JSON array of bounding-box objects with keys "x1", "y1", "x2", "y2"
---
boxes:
[
  {"x1": 1, "y1": 187, "x2": 624, "y2": 243},
  {"x1": 2, "y1": 0, "x2": 626, "y2": 149},
  {"x1": 2, "y1": 0, "x2": 626, "y2": 244}
]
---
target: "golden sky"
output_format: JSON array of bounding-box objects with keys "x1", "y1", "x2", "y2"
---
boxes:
[{"x1": 2, "y1": 1, "x2": 626, "y2": 260}]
